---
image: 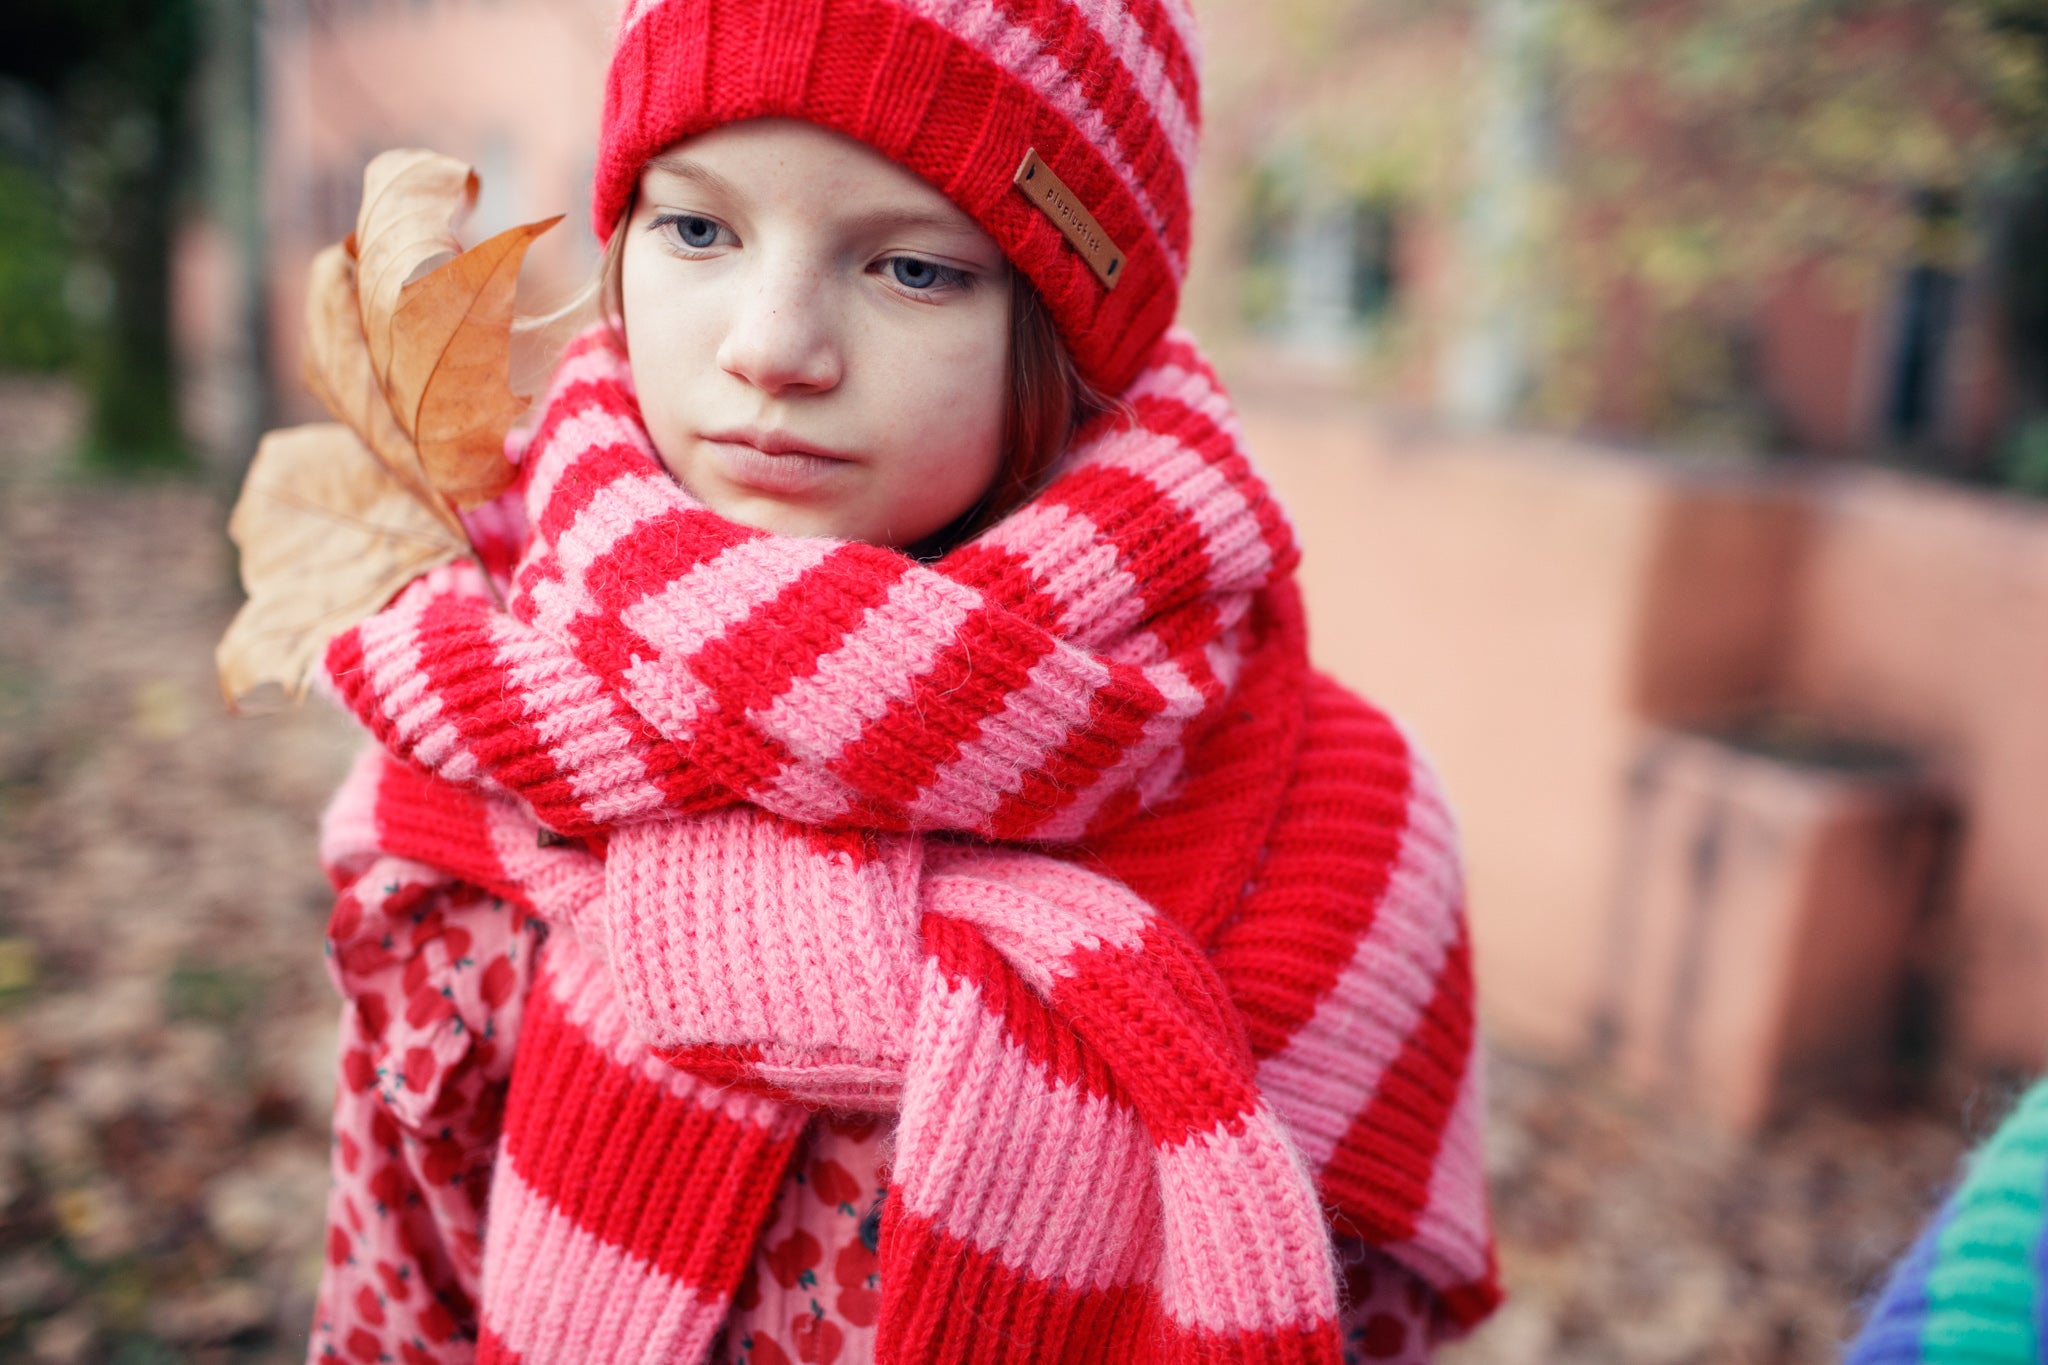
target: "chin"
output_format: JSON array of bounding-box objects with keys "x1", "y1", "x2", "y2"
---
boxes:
[{"x1": 704, "y1": 495, "x2": 850, "y2": 542}]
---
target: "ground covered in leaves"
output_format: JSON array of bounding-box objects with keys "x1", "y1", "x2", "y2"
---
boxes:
[{"x1": 0, "y1": 378, "x2": 1989, "y2": 1362}]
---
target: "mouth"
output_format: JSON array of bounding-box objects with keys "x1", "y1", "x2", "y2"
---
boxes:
[{"x1": 697, "y1": 427, "x2": 855, "y2": 496}]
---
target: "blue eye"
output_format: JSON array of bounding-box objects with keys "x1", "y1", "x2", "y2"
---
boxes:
[
  {"x1": 887, "y1": 257, "x2": 967, "y2": 291},
  {"x1": 652, "y1": 213, "x2": 725, "y2": 251}
]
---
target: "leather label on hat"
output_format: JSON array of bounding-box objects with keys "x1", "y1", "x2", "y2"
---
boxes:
[{"x1": 1013, "y1": 149, "x2": 1125, "y2": 291}]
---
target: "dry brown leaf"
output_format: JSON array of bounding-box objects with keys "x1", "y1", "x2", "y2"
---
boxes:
[
  {"x1": 216, "y1": 423, "x2": 464, "y2": 707},
  {"x1": 390, "y1": 216, "x2": 561, "y2": 507},
  {"x1": 298, "y1": 242, "x2": 461, "y2": 536},
  {"x1": 350, "y1": 149, "x2": 555, "y2": 510},
  {"x1": 220, "y1": 145, "x2": 557, "y2": 708},
  {"x1": 353, "y1": 150, "x2": 476, "y2": 372}
]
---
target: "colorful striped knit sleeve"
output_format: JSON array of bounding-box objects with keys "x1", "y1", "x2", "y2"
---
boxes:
[{"x1": 1847, "y1": 1080, "x2": 2048, "y2": 1364}]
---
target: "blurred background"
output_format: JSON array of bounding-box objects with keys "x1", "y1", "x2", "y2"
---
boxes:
[{"x1": 4, "y1": 0, "x2": 2048, "y2": 1359}]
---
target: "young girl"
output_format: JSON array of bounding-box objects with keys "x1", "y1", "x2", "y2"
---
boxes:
[{"x1": 305, "y1": 3, "x2": 1499, "y2": 1362}]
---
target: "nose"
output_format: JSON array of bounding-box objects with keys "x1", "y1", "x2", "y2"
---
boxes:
[{"x1": 715, "y1": 260, "x2": 843, "y2": 396}]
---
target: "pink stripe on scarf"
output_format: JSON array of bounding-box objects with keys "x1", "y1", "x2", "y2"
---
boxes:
[
  {"x1": 1384, "y1": 1057, "x2": 1491, "y2": 1294},
  {"x1": 891, "y1": 968, "x2": 1163, "y2": 1292},
  {"x1": 355, "y1": 596, "x2": 491, "y2": 791},
  {"x1": 1030, "y1": 656, "x2": 1202, "y2": 842},
  {"x1": 521, "y1": 470, "x2": 684, "y2": 639},
  {"x1": 922, "y1": 846, "x2": 1154, "y2": 989},
  {"x1": 978, "y1": 499, "x2": 1145, "y2": 646},
  {"x1": 755, "y1": 570, "x2": 979, "y2": 761},
  {"x1": 905, "y1": 644, "x2": 1116, "y2": 830},
  {"x1": 1153, "y1": 1112, "x2": 1338, "y2": 1334},
  {"x1": 1253, "y1": 750, "x2": 1463, "y2": 1172},
  {"x1": 488, "y1": 613, "x2": 668, "y2": 827},
  {"x1": 613, "y1": 531, "x2": 842, "y2": 663},
  {"x1": 479, "y1": 1154, "x2": 729, "y2": 1365}
]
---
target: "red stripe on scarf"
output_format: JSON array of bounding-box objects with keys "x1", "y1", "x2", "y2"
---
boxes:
[
  {"x1": 1322, "y1": 925, "x2": 1476, "y2": 1244},
  {"x1": 1214, "y1": 690, "x2": 1414, "y2": 1061},
  {"x1": 1040, "y1": 461, "x2": 1212, "y2": 620},
  {"x1": 875, "y1": 1201, "x2": 1157, "y2": 1363},
  {"x1": 406, "y1": 595, "x2": 594, "y2": 822},
  {"x1": 521, "y1": 400, "x2": 664, "y2": 549},
  {"x1": 1050, "y1": 921, "x2": 1264, "y2": 1148},
  {"x1": 826, "y1": 600, "x2": 1064, "y2": 824},
  {"x1": 875, "y1": 1202, "x2": 1345, "y2": 1365},
  {"x1": 501, "y1": 959, "x2": 798, "y2": 1288},
  {"x1": 1124, "y1": 389, "x2": 1298, "y2": 583},
  {"x1": 939, "y1": 539, "x2": 1074, "y2": 633},
  {"x1": 677, "y1": 543, "x2": 912, "y2": 798},
  {"x1": 921, "y1": 913, "x2": 1131, "y2": 1106},
  {"x1": 987, "y1": 672, "x2": 1169, "y2": 839},
  {"x1": 372, "y1": 756, "x2": 506, "y2": 893},
  {"x1": 567, "y1": 508, "x2": 763, "y2": 647}
]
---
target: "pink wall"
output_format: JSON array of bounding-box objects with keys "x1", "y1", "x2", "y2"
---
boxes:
[
  {"x1": 1781, "y1": 475, "x2": 2048, "y2": 1066},
  {"x1": 1241, "y1": 387, "x2": 2048, "y2": 1077},
  {"x1": 262, "y1": 0, "x2": 615, "y2": 421}
]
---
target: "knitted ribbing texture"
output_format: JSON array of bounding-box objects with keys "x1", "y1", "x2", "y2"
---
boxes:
[{"x1": 1848, "y1": 1080, "x2": 2048, "y2": 1363}]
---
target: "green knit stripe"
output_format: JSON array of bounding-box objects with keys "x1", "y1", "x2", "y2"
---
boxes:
[{"x1": 1922, "y1": 1083, "x2": 2048, "y2": 1362}]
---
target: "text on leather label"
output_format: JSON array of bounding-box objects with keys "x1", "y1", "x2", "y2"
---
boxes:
[{"x1": 1013, "y1": 149, "x2": 1125, "y2": 291}]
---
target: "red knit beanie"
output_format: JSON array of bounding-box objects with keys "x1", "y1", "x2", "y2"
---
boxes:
[{"x1": 591, "y1": 0, "x2": 1200, "y2": 397}]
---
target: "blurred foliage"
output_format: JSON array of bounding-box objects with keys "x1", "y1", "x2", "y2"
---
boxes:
[
  {"x1": 0, "y1": 0, "x2": 200, "y2": 473},
  {"x1": 0, "y1": 157, "x2": 78, "y2": 372},
  {"x1": 1996, "y1": 414, "x2": 2048, "y2": 494},
  {"x1": 164, "y1": 964, "x2": 265, "y2": 1027},
  {"x1": 1211, "y1": 0, "x2": 2048, "y2": 467},
  {"x1": 1533, "y1": 0, "x2": 2048, "y2": 453}
]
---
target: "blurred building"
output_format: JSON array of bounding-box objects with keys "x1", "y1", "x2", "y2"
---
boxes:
[
  {"x1": 252, "y1": 0, "x2": 615, "y2": 424},
  {"x1": 230, "y1": 0, "x2": 2048, "y2": 1117},
  {"x1": 1190, "y1": 0, "x2": 2015, "y2": 466}
]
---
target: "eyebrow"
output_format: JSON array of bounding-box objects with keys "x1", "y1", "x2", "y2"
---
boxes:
[
  {"x1": 642, "y1": 151, "x2": 743, "y2": 201},
  {"x1": 641, "y1": 151, "x2": 992, "y2": 253},
  {"x1": 835, "y1": 205, "x2": 985, "y2": 241}
]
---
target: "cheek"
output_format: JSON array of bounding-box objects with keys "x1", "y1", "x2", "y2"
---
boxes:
[
  {"x1": 620, "y1": 260, "x2": 717, "y2": 468},
  {"x1": 893, "y1": 326, "x2": 1009, "y2": 521},
  {"x1": 922, "y1": 315, "x2": 1009, "y2": 458}
]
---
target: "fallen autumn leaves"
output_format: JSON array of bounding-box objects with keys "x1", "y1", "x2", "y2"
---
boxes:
[{"x1": 2, "y1": 381, "x2": 357, "y2": 1361}]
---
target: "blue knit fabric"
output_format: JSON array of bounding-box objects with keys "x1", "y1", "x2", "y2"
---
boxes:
[
  {"x1": 1846, "y1": 1081, "x2": 2048, "y2": 1364},
  {"x1": 1849, "y1": 1203, "x2": 1954, "y2": 1363}
]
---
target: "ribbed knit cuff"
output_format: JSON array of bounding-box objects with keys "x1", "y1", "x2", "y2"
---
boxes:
[{"x1": 601, "y1": 812, "x2": 923, "y2": 1105}]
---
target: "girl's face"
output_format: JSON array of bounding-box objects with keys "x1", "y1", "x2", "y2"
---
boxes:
[{"x1": 620, "y1": 119, "x2": 1011, "y2": 549}]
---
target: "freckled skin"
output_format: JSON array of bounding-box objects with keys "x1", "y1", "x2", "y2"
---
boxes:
[{"x1": 620, "y1": 119, "x2": 1011, "y2": 549}]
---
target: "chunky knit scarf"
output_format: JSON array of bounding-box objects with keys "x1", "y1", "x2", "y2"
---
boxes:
[{"x1": 320, "y1": 327, "x2": 1499, "y2": 1362}]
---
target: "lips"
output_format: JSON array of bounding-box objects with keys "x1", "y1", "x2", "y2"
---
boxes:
[{"x1": 697, "y1": 427, "x2": 854, "y2": 497}]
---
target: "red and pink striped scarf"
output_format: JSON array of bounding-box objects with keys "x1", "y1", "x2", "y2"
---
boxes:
[{"x1": 319, "y1": 327, "x2": 1499, "y2": 1362}]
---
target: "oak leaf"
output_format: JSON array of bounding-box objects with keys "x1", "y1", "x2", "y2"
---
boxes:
[{"x1": 216, "y1": 423, "x2": 464, "y2": 706}]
